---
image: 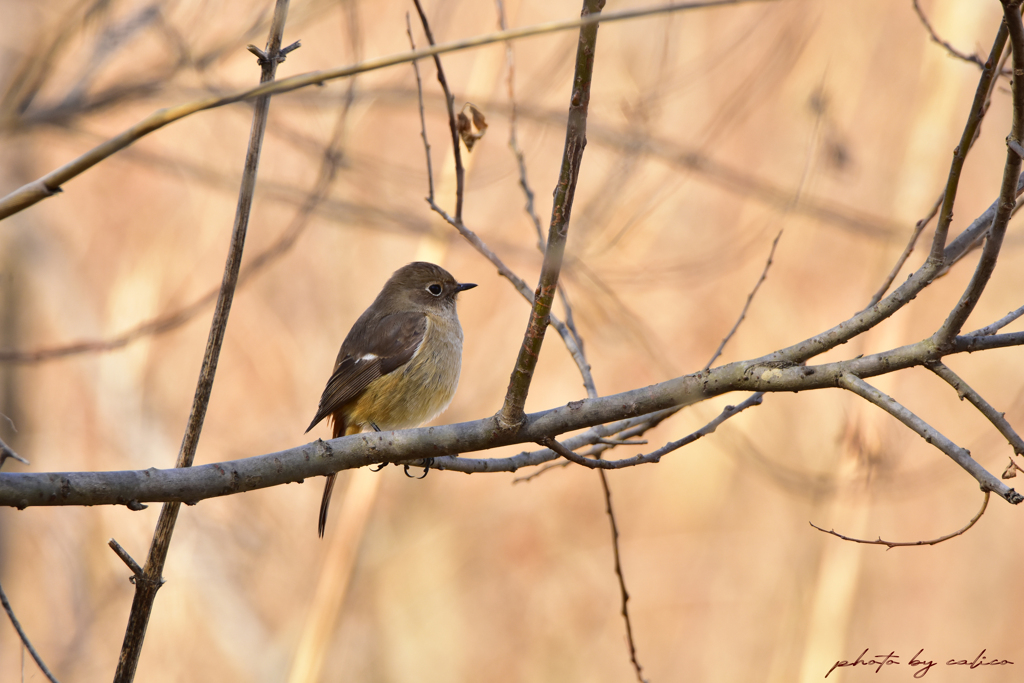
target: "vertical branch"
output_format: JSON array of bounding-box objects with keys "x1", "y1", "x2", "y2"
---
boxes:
[
  {"x1": 499, "y1": 0, "x2": 606, "y2": 430},
  {"x1": 598, "y1": 470, "x2": 647, "y2": 683},
  {"x1": 935, "y1": 2, "x2": 1024, "y2": 343},
  {"x1": 112, "y1": 2, "x2": 292, "y2": 681},
  {"x1": 406, "y1": 13, "x2": 434, "y2": 201},
  {"x1": 411, "y1": 0, "x2": 464, "y2": 221},
  {"x1": 926, "y1": 22, "x2": 1008, "y2": 264}
]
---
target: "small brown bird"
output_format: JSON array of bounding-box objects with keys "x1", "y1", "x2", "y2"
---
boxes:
[{"x1": 306, "y1": 262, "x2": 476, "y2": 536}]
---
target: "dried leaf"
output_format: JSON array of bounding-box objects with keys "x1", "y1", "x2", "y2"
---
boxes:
[
  {"x1": 1002, "y1": 459, "x2": 1017, "y2": 479},
  {"x1": 457, "y1": 103, "x2": 488, "y2": 151},
  {"x1": 468, "y1": 103, "x2": 488, "y2": 132}
]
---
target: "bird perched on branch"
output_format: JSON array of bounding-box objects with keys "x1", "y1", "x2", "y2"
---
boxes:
[{"x1": 306, "y1": 262, "x2": 476, "y2": 536}]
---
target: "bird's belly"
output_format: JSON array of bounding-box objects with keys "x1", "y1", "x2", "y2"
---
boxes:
[{"x1": 348, "y1": 340, "x2": 462, "y2": 430}]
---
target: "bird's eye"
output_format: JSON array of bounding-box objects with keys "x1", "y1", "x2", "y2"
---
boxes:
[{"x1": 427, "y1": 283, "x2": 443, "y2": 296}]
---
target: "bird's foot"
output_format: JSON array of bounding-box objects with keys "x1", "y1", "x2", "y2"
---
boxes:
[{"x1": 403, "y1": 457, "x2": 434, "y2": 479}]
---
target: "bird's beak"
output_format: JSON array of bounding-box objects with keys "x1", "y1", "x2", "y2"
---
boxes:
[{"x1": 456, "y1": 282, "x2": 478, "y2": 292}]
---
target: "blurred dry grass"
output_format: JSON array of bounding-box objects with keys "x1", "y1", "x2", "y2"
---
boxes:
[{"x1": 2, "y1": 0, "x2": 1024, "y2": 681}]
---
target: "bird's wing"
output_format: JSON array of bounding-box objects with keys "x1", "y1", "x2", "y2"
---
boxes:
[{"x1": 305, "y1": 311, "x2": 428, "y2": 432}]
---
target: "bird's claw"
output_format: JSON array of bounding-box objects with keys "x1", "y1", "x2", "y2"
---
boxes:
[{"x1": 403, "y1": 457, "x2": 434, "y2": 479}]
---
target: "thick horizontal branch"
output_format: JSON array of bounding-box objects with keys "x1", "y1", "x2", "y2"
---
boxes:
[{"x1": 3, "y1": 332, "x2": 1022, "y2": 508}]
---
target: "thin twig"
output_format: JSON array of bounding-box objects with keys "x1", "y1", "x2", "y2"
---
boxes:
[
  {"x1": 912, "y1": 0, "x2": 996, "y2": 72},
  {"x1": 0, "y1": 436, "x2": 28, "y2": 468},
  {"x1": 966, "y1": 304, "x2": 1024, "y2": 337},
  {"x1": 934, "y1": 4, "x2": 1024, "y2": 343},
  {"x1": 0, "y1": 580, "x2": 61, "y2": 683},
  {"x1": 866, "y1": 192, "x2": 942, "y2": 307},
  {"x1": 705, "y1": 230, "x2": 782, "y2": 370},
  {"x1": 108, "y1": 538, "x2": 145, "y2": 579},
  {"x1": 512, "y1": 459, "x2": 571, "y2": 482},
  {"x1": 540, "y1": 393, "x2": 764, "y2": 470},
  {"x1": 0, "y1": 0, "x2": 800, "y2": 222},
  {"x1": 598, "y1": 469, "x2": 648, "y2": 683},
  {"x1": 596, "y1": 437, "x2": 648, "y2": 446},
  {"x1": 810, "y1": 490, "x2": 990, "y2": 548},
  {"x1": 408, "y1": 3, "x2": 596, "y2": 397},
  {"x1": 0, "y1": 77, "x2": 350, "y2": 367},
  {"x1": 113, "y1": 3, "x2": 291, "y2": 681},
  {"x1": 412, "y1": 0, "x2": 465, "y2": 221},
  {"x1": 406, "y1": 13, "x2": 433, "y2": 201},
  {"x1": 927, "y1": 362, "x2": 1024, "y2": 456},
  {"x1": 926, "y1": 22, "x2": 1008, "y2": 264}
]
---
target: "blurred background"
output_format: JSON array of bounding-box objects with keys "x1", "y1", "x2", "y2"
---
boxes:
[{"x1": 1, "y1": 0, "x2": 1023, "y2": 680}]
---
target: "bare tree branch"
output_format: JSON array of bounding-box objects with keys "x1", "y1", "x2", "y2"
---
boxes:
[
  {"x1": 927, "y1": 362, "x2": 1024, "y2": 457},
  {"x1": 5, "y1": 329, "x2": 1024, "y2": 509},
  {"x1": 410, "y1": 0, "x2": 597, "y2": 399},
  {"x1": 0, "y1": 579, "x2": 61, "y2": 683},
  {"x1": 933, "y1": 3, "x2": 1024, "y2": 344},
  {"x1": 540, "y1": 393, "x2": 764, "y2": 470},
  {"x1": 912, "y1": 0, "x2": 1001, "y2": 72},
  {"x1": 0, "y1": 0, "x2": 777, "y2": 221},
  {"x1": 406, "y1": 13, "x2": 433, "y2": 200},
  {"x1": 838, "y1": 373, "x2": 1010, "y2": 501},
  {"x1": 872, "y1": 17, "x2": 1014, "y2": 308},
  {"x1": 499, "y1": 0, "x2": 606, "y2": 429},
  {"x1": 967, "y1": 304, "x2": 1024, "y2": 337},
  {"x1": 705, "y1": 231, "x2": 782, "y2": 370},
  {"x1": 498, "y1": 0, "x2": 597, "y2": 399},
  {"x1": 810, "y1": 490, "x2": 990, "y2": 548},
  {"x1": 411, "y1": 0, "x2": 465, "y2": 221},
  {"x1": 108, "y1": 538, "x2": 145, "y2": 579},
  {"x1": 598, "y1": 469, "x2": 648, "y2": 683},
  {"x1": 0, "y1": 435, "x2": 28, "y2": 468},
  {"x1": 866, "y1": 192, "x2": 942, "y2": 308},
  {"x1": 925, "y1": 16, "x2": 1008, "y2": 263},
  {"x1": 113, "y1": 3, "x2": 292, "y2": 680}
]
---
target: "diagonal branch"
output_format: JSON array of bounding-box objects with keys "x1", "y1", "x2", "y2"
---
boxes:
[
  {"x1": 912, "y1": 0, "x2": 997, "y2": 71},
  {"x1": 499, "y1": 0, "x2": 606, "y2": 429},
  {"x1": 705, "y1": 231, "x2": 782, "y2": 370},
  {"x1": 113, "y1": 3, "x2": 291, "y2": 681},
  {"x1": 498, "y1": 0, "x2": 597, "y2": 399},
  {"x1": 0, "y1": 435, "x2": 28, "y2": 468},
  {"x1": 967, "y1": 304, "x2": 1024, "y2": 337},
  {"x1": 0, "y1": 580, "x2": 61, "y2": 683},
  {"x1": 0, "y1": 0, "x2": 775, "y2": 221},
  {"x1": 933, "y1": 3, "x2": 1024, "y2": 344},
  {"x1": 927, "y1": 361, "x2": 1024, "y2": 457},
  {"x1": 0, "y1": 93, "x2": 349, "y2": 366},
  {"x1": 539, "y1": 393, "x2": 764, "y2": 470},
  {"x1": 926, "y1": 19, "x2": 1008, "y2": 264},
  {"x1": 838, "y1": 373, "x2": 1007, "y2": 499}
]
